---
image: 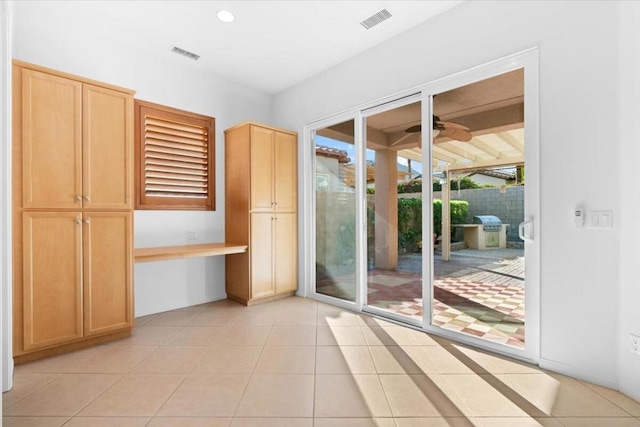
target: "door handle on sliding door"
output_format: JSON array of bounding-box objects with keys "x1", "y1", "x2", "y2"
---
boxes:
[{"x1": 519, "y1": 219, "x2": 534, "y2": 241}]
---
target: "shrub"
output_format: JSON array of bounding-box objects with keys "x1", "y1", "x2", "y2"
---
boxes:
[
  {"x1": 432, "y1": 199, "x2": 469, "y2": 238},
  {"x1": 396, "y1": 198, "x2": 469, "y2": 252}
]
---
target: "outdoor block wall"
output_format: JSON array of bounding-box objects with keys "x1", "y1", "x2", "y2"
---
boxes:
[{"x1": 434, "y1": 185, "x2": 525, "y2": 243}]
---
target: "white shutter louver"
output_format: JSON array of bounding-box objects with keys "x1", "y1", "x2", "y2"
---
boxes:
[{"x1": 135, "y1": 101, "x2": 215, "y2": 210}]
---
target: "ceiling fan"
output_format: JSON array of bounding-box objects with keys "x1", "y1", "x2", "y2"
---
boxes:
[{"x1": 405, "y1": 115, "x2": 472, "y2": 142}]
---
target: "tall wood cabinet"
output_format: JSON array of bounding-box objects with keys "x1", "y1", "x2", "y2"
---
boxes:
[
  {"x1": 13, "y1": 61, "x2": 134, "y2": 362},
  {"x1": 225, "y1": 122, "x2": 298, "y2": 305}
]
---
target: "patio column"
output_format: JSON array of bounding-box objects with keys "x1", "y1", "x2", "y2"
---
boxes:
[
  {"x1": 374, "y1": 149, "x2": 398, "y2": 269},
  {"x1": 442, "y1": 170, "x2": 451, "y2": 261}
]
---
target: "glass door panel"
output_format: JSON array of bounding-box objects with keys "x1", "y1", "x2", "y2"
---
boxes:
[
  {"x1": 363, "y1": 100, "x2": 423, "y2": 323},
  {"x1": 314, "y1": 119, "x2": 357, "y2": 303},
  {"x1": 430, "y1": 69, "x2": 527, "y2": 349}
]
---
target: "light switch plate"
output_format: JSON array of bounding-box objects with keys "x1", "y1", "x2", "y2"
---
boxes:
[{"x1": 587, "y1": 211, "x2": 613, "y2": 229}]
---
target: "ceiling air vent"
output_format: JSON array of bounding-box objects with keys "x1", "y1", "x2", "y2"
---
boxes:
[
  {"x1": 171, "y1": 46, "x2": 200, "y2": 61},
  {"x1": 360, "y1": 9, "x2": 392, "y2": 30}
]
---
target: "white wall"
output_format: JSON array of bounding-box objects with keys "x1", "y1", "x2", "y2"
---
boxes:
[
  {"x1": 11, "y1": 3, "x2": 273, "y2": 317},
  {"x1": 273, "y1": 1, "x2": 626, "y2": 389},
  {"x1": 617, "y1": 2, "x2": 640, "y2": 402}
]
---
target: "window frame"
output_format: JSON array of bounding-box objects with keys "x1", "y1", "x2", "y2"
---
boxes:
[{"x1": 134, "y1": 99, "x2": 215, "y2": 211}]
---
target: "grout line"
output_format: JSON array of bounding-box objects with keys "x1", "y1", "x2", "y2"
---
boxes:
[
  {"x1": 59, "y1": 371, "x2": 127, "y2": 419},
  {"x1": 230, "y1": 324, "x2": 273, "y2": 419},
  {"x1": 2, "y1": 372, "x2": 60, "y2": 410},
  {"x1": 577, "y1": 380, "x2": 640, "y2": 417}
]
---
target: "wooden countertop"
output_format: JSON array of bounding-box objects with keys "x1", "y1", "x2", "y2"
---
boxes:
[{"x1": 134, "y1": 242, "x2": 247, "y2": 263}]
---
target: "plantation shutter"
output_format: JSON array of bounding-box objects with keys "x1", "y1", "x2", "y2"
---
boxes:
[{"x1": 135, "y1": 100, "x2": 215, "y2": 210}]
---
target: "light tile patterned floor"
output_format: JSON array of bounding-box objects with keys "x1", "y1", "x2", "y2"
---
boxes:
[
  {"x1": 4, "y1": 297, "x2": 640, "y2": 426},
  {"x1": 319, "y1": 269, "x2": 526, "y2": 348}
]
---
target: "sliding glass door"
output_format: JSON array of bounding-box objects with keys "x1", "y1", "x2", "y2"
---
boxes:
[{"x1": 306, "y1": 49, "x2": 539, "y2": 362}]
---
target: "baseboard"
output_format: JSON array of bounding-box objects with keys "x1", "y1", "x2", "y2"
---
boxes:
[
  {"x1": 14, "y1": 329, "x2": 132, "y2": 364},
  {"x1": 539, "y1": 357, "x2": 618, "y2": 389},
  {"x1": 135, "y1": 290, "x2": 228, "y2": 317},
  {"x1": 619, "y1": 383, "x2": 640, "y2": 403}
]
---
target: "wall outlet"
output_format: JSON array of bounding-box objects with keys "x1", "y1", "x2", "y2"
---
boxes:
[
  {"x1": 631, "y1": 334, "x2": 640, "y2": 356},
  {"x1": 187, "y1": 231, "x2": 197, "y2": 240}
]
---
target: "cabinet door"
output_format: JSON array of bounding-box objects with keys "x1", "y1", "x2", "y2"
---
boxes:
[
  {"x1": 274, "y1": 132, "x2": 297, "y2": 213},
  {"x1": 250, "y1": 213, "x2": 275, "y2": 299},
  {"x1": 83, "y1": 212, "x2": 133, "y2": 336},
  {"x1": 83, "y1": 85, "x2": 133, "y2": 210},
  {"x1": 274, "y1": 213, "x2": 298, "y2": 294},
  {"x1": 22, "y1": 212, "x2": 83, "y2": 351},
  {"x1": 21, "y1": 69, "x2": 82, "y2": 209},
  {"x1": 250, "y1": 126, "x2": 275, "y2": 212}
]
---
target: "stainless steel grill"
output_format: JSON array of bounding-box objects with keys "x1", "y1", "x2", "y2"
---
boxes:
[{"x1": 473, "y1": 215, "x2": 503, "y2": 231}]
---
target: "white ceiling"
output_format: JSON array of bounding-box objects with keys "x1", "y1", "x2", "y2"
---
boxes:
[{"x1": 12, "y1": 0, "x2": 464, "y2": 95}]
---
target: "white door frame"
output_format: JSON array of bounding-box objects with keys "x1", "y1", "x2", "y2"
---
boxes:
[
  {"x1": 417, "y1": 49, "x2": 540, "y2": 363},
  {"x1": 302, "y1": 48, "x2": 540, "y2": 364},
  {"x1": 1, "y1": 0, "x2": 14, "y2": 392},
  {"x1": 302, "y1": 111, "x2": 363, "y2": 312}
]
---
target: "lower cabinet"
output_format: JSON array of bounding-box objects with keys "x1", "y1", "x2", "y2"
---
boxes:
[
  {"x1": 240, "y1": 212, "x2": 297, "y2": 304},
  {"x1": 250, "y1": 213, "x2": 275, "y2": 299},
  {"x1": 21, "y1": 211, "x2": 132, "y2": 354},
  {"x1": 83, "y1": 212, "x2": 133, "y2": 337},
  {"x1": 22, "y1": 212, "x2": 83, "y2": 351},
  {"x1": 273, "y1": 213, "x2": 297, "y2": 294}
]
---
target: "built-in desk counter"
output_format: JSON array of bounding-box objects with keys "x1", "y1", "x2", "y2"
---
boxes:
[{"x1": 134, "y1": 243, "x2": 247, "y2": 263}]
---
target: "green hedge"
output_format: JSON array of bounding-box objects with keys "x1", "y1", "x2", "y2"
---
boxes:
[
  {"x1": 337, "y1": 197, "x2": 470, "y2": 254},
  {"x1": 397, "y1": 198, "x2": 469, "y2": 252},
  {"x1": 432, "y1": 199, "x2": 469, "y2": 237},
  {"x1": 398, "y1": 198, "x2": 422, "y2": 251}
]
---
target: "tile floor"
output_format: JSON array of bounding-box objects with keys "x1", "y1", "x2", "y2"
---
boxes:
[
  {"x1": 318, "y1": 251, "x2": 526, "y2": 348},
  {"x1": 4, "y1": 296, "x2": 640, "y2": 426},
  {"x1": 318, "y1": 270, "x2": 525, "y2": 348}
]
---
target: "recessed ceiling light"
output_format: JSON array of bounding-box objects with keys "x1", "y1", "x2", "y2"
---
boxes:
[{"x1": 217, "y1": 10, "x2": 235, "y2": 23}]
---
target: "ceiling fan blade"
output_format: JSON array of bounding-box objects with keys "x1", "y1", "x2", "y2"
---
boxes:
[
  {"x1": 438, "y1": 120, "x2": 470, "y2": 131},
  {"x1": 439, "y1": 127, "x2": 472, "y2": 142}
]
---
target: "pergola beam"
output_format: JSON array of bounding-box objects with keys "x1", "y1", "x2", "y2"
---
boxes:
[
  {"x1": 467, "y1": 136, "x2": 501, "y2": 159},
  {"x1": 432, "y1": 148, "x2": 458, "y2": 164},
  {"x1": 436, "y1": 102, "x2": 524, "y2": 141},
  {"x1": 496, "y1": 131, "x2": 525, "y2": 153},
  {"x1": 397, "y1": 148, "x2": 423, "y2": 162},
  {"x1": 437, "y1": 142, "x2": 478, "y2": 162},
  {"x1": 445, "y1": 155, "x2": 525, "y2": 172}
]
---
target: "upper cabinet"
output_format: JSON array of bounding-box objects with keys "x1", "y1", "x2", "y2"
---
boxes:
[
  {"x1": 19, "y1": 67, "x2": 133, "y2": 210},
  {"x1": 83, "y1": 85, "x2": 133, "y2": 210},
  {"x1": 21, "y1": 69, "x2": 83, "y2": 209},
  {"x1": 273, "y1": 131, "x2": 297, "y2": 213},
  {"x1": 249, "y1": 125, "x2": 297, "y2": 213}
]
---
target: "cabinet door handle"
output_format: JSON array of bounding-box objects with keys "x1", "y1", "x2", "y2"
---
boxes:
[
  {"x1": 84, "y1": 219, "x2": 91, "y2": 225},
  {"x1": 75, "y1": 218, "x2": 82, "y2": 225},
  {"x1": 83, "y1": 195, "x2": 90, "y2": 201},
  {"x1": 75, "y1": 195, "x2": 82, "y2": 202}
]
